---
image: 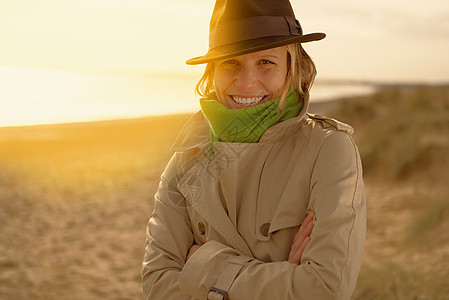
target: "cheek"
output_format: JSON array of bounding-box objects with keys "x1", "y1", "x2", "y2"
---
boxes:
[
  {"x1": 213, "y1": 68, "x2": 232, "y2": 91},
  {"x1": 263, "y1": 72, "x2": 287, "y2": 96},
  {"x1": 214, "y1": 88, "x2": 227, "y2": 105},
  {"x1": 213, "y1": 70, "x2": 233, "y2": 103}
]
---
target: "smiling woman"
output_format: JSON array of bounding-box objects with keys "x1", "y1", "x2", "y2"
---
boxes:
[{"x1": 141, "y1": 0, "x2": 366, "y2": 299}]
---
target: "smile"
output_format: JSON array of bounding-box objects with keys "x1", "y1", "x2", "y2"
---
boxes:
[{"x1": 231, "y1": 95, "x2": 267, "y2": 107}]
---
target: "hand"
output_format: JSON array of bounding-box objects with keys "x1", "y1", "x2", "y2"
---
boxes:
[
  {"x1": 186, "y1": 244, "x2": 201, "y2": 261},
  {"x1": 288, "y1": 212, "x2": 314, "y2": 264}
]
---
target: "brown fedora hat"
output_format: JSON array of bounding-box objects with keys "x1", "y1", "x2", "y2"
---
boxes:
[{"x1": 186, "y1": 0, "x2": 326, "y2": 65}]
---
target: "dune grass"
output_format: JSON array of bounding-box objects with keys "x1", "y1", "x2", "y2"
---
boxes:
[
  {"x1": 405, "y1": 195, "x2": 449, "y2": 247},
  {"x1": 356, "y1": 260, "x2": 449, "y2": 299},
  {"x1": 328, "y1": 84, "x2": 449, "y2": 182},
  {"x1": 326, "y1": 84, "x2": 449, "y2": 299}
]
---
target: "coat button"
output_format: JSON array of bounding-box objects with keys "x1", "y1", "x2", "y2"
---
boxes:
[
  {"x1": 259, "y1": 223, "x2": 270, "y2": 236},
  {"x1": 198, "y1": 222, "x2": 206, "y2": 235}
]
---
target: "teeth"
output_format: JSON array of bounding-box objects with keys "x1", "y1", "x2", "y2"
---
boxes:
[{"x1": 232, "y1": 96, "x2": 264, "y2": 106}]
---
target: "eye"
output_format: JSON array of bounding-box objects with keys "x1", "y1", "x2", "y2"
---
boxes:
[
  {"x1": 259, "y1": 59, "x2": 275, "y2": 65},
  {"x1": 223, "y1": 59, "x2": 238, "y2": 65}
]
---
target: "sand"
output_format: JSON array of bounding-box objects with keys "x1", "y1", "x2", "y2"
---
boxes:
[{"x1": 0, "y1": 114, "x2": 191, "y2": 299}]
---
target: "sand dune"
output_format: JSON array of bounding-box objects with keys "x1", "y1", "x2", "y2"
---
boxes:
[{"x1": 0, "y1": 115, "x2": 190, "y2": 299}]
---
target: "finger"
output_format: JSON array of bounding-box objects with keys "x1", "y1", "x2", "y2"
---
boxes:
[
  {"x1": 305, "y1": 211, "x2": 314, "y2": 223},
  {"x1": 186, "y1": 244, "x2": 200, "y2": 260},
  {"x1": 288, "y1": 226, "x2": 313, "y2": 263},
  {"x1": 296, "y1": 236, "x2": 311, "y2": 264},
  {"x1": 288, "y1": 236, "x2": 311, "y2": 264},
  {"x1": 301, "y1": 212, "x2": 314, "y2": 229},
  {"x1": 293, "y1": 212, "x2": 314, "y2": 240},
  {"x1": 290, "y1": 221, "x2": 314, "y2": 253},
  {"x1": 288, "y1": 236, "x2": 310, "y2": 264},
  {"x1": 288, "y1": 213, "x2": 315, "y2": 262}
]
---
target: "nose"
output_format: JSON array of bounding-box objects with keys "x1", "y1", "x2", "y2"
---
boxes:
[{"x1": 234, "y1": 66, "x2": 257, "y2": 91}]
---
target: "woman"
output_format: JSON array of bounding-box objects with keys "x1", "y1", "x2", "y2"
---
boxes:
[{"x1": 142, "y1": 0, "x2": 366, "y2": 299}]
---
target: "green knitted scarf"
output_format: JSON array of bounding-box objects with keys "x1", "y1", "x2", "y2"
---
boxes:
[{"x1": 200, "y1": 90, "x2": 303, "y2": 148}]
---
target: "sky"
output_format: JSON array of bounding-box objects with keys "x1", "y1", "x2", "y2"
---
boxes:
[{"x1": 1, "y1": 0, "x2": 449, "y2": 83}]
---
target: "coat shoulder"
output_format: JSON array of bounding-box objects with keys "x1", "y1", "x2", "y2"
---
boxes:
[
  {"x1": 170, "y1": 111, "x2": 210, "y2": 152},
  {"x1": 306, "y1": 113, "x2": 354, "y2": 136},
  {"x1": 293, "y1": 113, "x2": 355, "y2": 156}
]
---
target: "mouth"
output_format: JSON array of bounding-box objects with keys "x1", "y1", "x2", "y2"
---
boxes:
[{"x1": 230, "y1": 95, "x2": 269, "y2": 108}]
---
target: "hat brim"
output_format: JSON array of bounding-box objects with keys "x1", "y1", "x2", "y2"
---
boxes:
[{"x1": 186, "y1": 32, "x2": 325, "y2": 65}]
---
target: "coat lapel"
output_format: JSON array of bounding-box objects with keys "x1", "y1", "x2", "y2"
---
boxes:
[{"x1": 178, "y1": 157, "x2": 253, "y2": 257}]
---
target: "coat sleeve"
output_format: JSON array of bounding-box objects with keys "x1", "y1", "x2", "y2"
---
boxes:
[
  {"x1": 141, "y1": 153, "x2": 198, "y2": 300},
  {"x1": 178, "y1": 131, "x2": 366, "y2": 299}
]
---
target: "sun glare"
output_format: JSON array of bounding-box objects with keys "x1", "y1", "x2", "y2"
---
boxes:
[
  {"x1": 0, "y1": 66, "x2": 201, "y2": 127},
  {"x1": 0, "y1": 0, "x2": 448, "y2": 127}
]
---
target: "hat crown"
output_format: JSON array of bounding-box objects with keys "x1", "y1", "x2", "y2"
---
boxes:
[
  {"x1": 210, "y1": 0, "x2": 296, "y2": 30},
  {"x1": 186, "y1": 0, "x2": 325, "y2": 65}
]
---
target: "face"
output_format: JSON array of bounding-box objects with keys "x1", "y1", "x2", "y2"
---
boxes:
[{"x1": 213, "y1": 47, "x2": 288, "y2": 109}]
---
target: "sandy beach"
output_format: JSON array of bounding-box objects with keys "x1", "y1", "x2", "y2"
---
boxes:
[{"x1": 1, "y1": 85, "x2": 448, "y2": 299}]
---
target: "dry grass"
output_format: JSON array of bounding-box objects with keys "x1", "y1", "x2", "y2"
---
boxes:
[
  {"x1": 328, "y1": 85, "x2": 449, "y2": 182},
  {"x1": 1, "y1": 85, "x2": 448, "y2": 299},
  {"x1": 326, "y1": 84, "x2": 449, "y2": 299}
]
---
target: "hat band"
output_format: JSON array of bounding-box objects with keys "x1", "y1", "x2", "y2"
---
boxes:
[{"x1": 209, "y1": 16, "x2": 303, "y2": 49}]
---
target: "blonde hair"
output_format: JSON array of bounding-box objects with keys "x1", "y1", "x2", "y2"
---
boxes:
[{"x1": 195, "y1": 43, "x2": 317, "y2": 109}]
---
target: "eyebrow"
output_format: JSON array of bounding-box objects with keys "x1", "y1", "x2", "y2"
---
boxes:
[
  {"x1": 219, "y1": 53, "x2": 281, "y2": 63},
  {"x1": 254, "y1": 51, "x2": 282, "y2": 59},
  {"x1": 255, "y1": 54, "x2": 280, "y2": 61}
]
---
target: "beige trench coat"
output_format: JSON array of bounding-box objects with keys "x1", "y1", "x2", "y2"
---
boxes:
[{"x1": 142, "y1": 95, "x2": 366, "y2": 299}]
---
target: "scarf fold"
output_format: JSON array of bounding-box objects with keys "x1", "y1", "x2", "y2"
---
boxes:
[{"x1": 200, "y1": 90, "x2": 303, "y2": 148}]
